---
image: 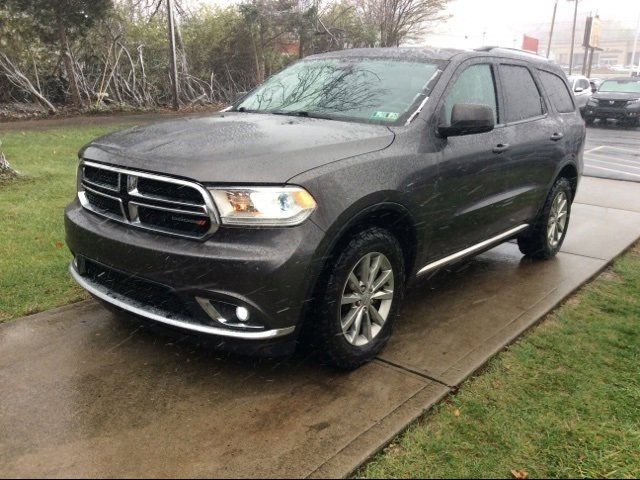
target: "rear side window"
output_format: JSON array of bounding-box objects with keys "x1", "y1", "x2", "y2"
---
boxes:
[
  {"x1": 442, "y1": 64, "x2": 498, "y2": 126},
  {"x1": 500, "y1": 65, "x2": 545, "y2": 122},
  {"x1": 577, "y1": 79, "x2": 590, "y2": 90},
  {"x1": 539, "y1": 71, "x2": 576, "y2": 113}
]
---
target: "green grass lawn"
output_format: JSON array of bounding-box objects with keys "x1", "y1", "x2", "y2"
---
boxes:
[
  {"x1": 0, "y1": 124, "x2": 133, "y2": 320},
  {"x1": 359, "y1": 243, "x2": 640, "y2": 479}
]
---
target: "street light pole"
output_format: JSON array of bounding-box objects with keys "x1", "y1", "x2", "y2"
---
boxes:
[
  {"x1": 568, "y1": 0, "x2": 580, "y2": 75},
  {"x1": 547, "y1": 0, "x2": 559, "y2": 58},
  {"x1": 631, "y1": 11, "x2": 640, "y2": 76}
]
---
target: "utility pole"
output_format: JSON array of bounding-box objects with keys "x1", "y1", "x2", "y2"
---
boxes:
[
  {"x1": 568, "y1": 0, "x2": 580, "y2": 75},
  {"x1": 581, "y1": 14, "x2": 592, "y2": 76},
  {"x1": 631, "y1": 11, "x2": 640, "y2": 76},
  {"x1": 547, "y1": 0, "x2": 558, "y2": 58},
  {"x1": 167, "y1": 0, "x2": 180, "y2": 110}
]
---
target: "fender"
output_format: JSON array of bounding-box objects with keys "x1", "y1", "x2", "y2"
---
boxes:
[{"x1": 301, "y1": 196, "x2": 419, "y2": 316}]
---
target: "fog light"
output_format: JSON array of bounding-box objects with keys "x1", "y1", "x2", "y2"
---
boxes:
[
  {"x1": 236, "y1": 306, "x2": 250, "y2": 322},
  {"x1": 195, "y1": 297, "x2": 264, "y2": 330}
]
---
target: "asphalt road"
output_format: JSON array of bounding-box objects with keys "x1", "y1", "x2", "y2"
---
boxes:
[{"x1": 584, "y1": 123, "x2": 640, "y2": 182}]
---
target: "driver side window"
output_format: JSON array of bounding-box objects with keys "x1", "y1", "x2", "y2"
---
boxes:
[{"x1": 443, "y1": 64, "x2": 498, "y2": 126}]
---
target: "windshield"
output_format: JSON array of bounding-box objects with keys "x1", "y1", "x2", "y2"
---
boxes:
[
  {"x1": 236, "y1": 58, "x2": 442, "y2": 124},
  {"x1": 598, "y1": 79, "x2": 640, "y2": 94}
]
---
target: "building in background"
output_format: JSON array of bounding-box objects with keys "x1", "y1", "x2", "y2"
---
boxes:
[{"x1": 529, "y1": 19, "x2": 638, "y2": 73}]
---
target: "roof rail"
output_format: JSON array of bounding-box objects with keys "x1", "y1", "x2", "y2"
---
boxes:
[{"x1": 475, "y1": 46, "x2": 549, "y2": 60}]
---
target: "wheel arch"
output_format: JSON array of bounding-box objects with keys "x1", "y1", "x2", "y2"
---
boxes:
[
  {"x1": 556, "y1": 162, "x2": 579, "y2": 200},
  {"x1": 300, "y1": 198, "x2": 419, "y2": 331}
]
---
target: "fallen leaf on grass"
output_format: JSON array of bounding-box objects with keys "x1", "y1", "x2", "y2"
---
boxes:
[
  {"x1": 511, "y1": 469, "x2": 528, "y2": 479},
  {"x1": 454, "y1": 409, "x2": 461, "y2": 417},
  {"x1": 55, "y1": 241, "x2": 64, "y2": 249}
]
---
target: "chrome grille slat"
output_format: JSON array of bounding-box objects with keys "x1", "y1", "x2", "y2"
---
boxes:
[
  {"x1": 82, "y1": 165, "x2": 121, "y2": 192},
  {"x1": 81, "y1": 185, "x2": 127, "y2": 219},
  {"x1": 128, "y1": 187, "x2": 205, "y2": 208},
  {"x1": 78, "y1": 160, "x2": 219, "y2": 239},
  {"x1": 129, "y1": 200, "x2": 208, "y2": 217},
  {"x1": 82, "y1": 177, "x2": 121, "y2": 192}
]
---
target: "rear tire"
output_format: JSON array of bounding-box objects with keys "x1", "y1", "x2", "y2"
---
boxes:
[
  {"x1": 307, "y1": 227, "x2": 405, "y2": 370},
  {"x1": 518, "y1": 177, "x2": 573, "y2": 260}
]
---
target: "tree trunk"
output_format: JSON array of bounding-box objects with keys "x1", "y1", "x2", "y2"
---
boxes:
[
  {"x1": 57, "y1": 15, "x2": 83, "y2": 108},
  {"x1": 0, "y1": 151, "x2": 19, "y2": 181},
  {"x1": 250, "y1": 28, "x2": 264, "y2": 84},
  {"x1": 167, "y1": 0, "x2": 180, "y2": 110}
]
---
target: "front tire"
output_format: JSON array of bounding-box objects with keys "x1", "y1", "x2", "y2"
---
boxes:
[
  {"x1": 518, "y1": 177, "x2": 573, "y2": 260},
  {"x1": 308, "y1": 227, "x2": 405, "y2": 370}
]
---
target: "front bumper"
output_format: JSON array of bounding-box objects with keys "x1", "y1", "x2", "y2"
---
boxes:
[
  {"x1": 584, "y1": 104, "x2": 640, "y2": 120},
  {"x1": 65, "y1": 199, "x2": 326, "y2": 346},
  {"x1": 69, "y1": 262, "x2": 295, "y2": 340}
]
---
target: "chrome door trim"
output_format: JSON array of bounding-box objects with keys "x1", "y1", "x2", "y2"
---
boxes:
[{"x1": 417, "y1": 224, "x2": 529, "y2": 276}]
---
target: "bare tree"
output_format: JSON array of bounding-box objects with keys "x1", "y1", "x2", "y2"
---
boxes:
[
  {"x1": 356, "y1": 0, "x2": 450, "y2": 47},
  {"x1": 4, "y1": 0, "x2": 113, "y2": 108},
  {"x1": 0, "y1": 52, "x2": 57, "y2": 113}
]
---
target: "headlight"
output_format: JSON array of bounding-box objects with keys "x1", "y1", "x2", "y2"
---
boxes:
[
  {"x1": 209, "y1": 186, "x2": 317, "y2": 226},
  {"x1": 628, "y1": 98, "x2": 640, "y2": 105}
]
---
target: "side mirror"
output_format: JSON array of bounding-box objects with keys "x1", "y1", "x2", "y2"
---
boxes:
[
  {"x1": 438, "y1": 104, "x2": 495, "y2": 138},
  {"x1": 574, "y1": 87, "x2": 584, "y2": 93}
]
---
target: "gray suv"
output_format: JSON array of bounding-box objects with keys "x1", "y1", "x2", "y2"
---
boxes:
[{"x1": 65, "y1": 47, "x2": 585, "y2": 368}]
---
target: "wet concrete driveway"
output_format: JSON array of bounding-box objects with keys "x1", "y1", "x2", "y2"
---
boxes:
[{"x1": 1, "y1": 176, "x2": 640, "y2": 478}]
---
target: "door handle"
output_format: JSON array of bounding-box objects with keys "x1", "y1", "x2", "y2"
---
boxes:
[
  {"x1": 492, "y1": 143, "x2": 510, "y2": 154},
  {"x1": 550, "y1": 132, "x2": 564, "y2": 141}
]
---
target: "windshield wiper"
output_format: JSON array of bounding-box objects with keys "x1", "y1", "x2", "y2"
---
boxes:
[{"x1": 269, "y1": 110, "x2": 334, "y2": 120}]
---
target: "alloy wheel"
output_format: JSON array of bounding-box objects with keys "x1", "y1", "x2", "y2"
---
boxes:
[
  {"x1": 340, "y1": 252, "x2": 394, "y2": 347},
  {"x1": 547, "y1": 191, "x2": 568, "y2": 248}
]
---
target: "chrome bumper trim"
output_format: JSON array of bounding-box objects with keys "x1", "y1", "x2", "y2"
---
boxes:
[{"x1": 69, "y1": 264, "x2": 296, "y2": 340}]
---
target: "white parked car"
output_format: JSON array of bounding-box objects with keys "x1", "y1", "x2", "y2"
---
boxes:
[{"x1": 568, "y1": 75, "x2": 592, "y2": 114}]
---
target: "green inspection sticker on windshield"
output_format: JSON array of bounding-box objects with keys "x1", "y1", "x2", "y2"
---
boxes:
[{"x1": 372, "y1": 111, "x2": 399, "y2": 121}]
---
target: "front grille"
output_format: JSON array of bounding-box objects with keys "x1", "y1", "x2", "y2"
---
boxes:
[
  {"x1": 78, "y1": 161, "x2": 219, "y2": 239},
  {"x1": 84, "y1": 188, "x2": 124, "y2": 218},
  {"x1": 137, "y1": 206, "x2": 210, "y2": 234},
  {"x1": 84, "y1": 165, "x2": 120, "y2": 190},
  {"x1": 136, "y1": 177, "x2": 203, "y2": 204},
  {"x1": 595, "y1": 99, "x2": 629, "y2": 108}
]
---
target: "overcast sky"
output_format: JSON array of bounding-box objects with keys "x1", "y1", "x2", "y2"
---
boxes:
[
  {"x1": 426, "y1": 0, "x2": 640, "y2": 48},
  {"x1": 192, "y1": 0, "x2": 640, "y2": 49}
]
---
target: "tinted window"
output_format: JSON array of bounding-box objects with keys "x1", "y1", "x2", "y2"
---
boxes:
[
  {"x1": 500, "y1": 65, "x2": 545, "y2": 122},
  {"x1": 539, "y1": 71, "x2": 575, "y2": 113},
  {"x1": 443, "y1": 64, "x2": 498, "y2": 125}
]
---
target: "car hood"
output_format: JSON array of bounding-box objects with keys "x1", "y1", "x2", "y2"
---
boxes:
[
  {"x1": 81, "y1": 112, "x2": 395, "y2": 183},
  {"x1": 593, "y1": 91, "x2": 640, "y2": 101}
]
